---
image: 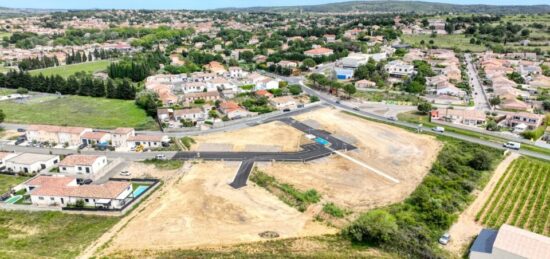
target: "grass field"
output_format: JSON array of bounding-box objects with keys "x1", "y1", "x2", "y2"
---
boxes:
[
  {"x1": 0, "y1": 210, "x2": 118, "y2": 258},
  {"x1": 477, "y1": 157, "x2": 550, "y2": 236},
  {"x1": 29, "y1": 60, "x2": 112, "y2": 78},
  {"x1": 0, "y1": 88, "x2": 16, "y2": 96},
  {"x1": 401, "y1": 34, "x2": 488, "y2": 52},
  {"x1": 0, "y1": 95, "x2": 157, "y2": 130},
  {"x1": 0, "y1": 174, "x2": 29, "y2": 193}
]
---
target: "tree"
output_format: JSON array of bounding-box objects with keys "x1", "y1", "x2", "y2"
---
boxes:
[
  {"x1": 469, "y1": 152, "x2": 492, "y2": 171},
  {"x1": 16, "y1": 87, "x2": 28, "y2": 94},
  {"x1": 489, "y1": 96, "x2": 501, "y2": 106},
  {"x1": 417, "y1": 102, "x2": 432, "y2": 115},
  {"x1": 309, "y1": 95, "x2": 320, "y2": 103},
  {"x1": 343, "y1": 84, "x2": 356, "y2": 98},
  {"x1": 486, "y1": 120, "x2": 499, "y2": 131},
  {"x1": 346, "y1": 210, "x2": 398, "y2": 244},
  {"x1": 543, "y1": 100, "x2": 550, "y2": 111},
  {"x1": 135, "y1": 90, "x2": 160, "y2": 117},
  {"x1": 302, "y1": 58, "x2": 316, "y2": 68},
  {"x1": 239, "y1": 51, "x2": 254, "y2": 63},
  {"x1": 208, "y1": 110, "x2": 219, "y2": 119},
  {"x1": 288, "y1": 84, "x2": 302, "y2": 95},
  {"x1": 0, "y1": 109, "x2": 4, "y2": 124}
]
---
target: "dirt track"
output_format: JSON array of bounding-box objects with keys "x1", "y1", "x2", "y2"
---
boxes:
[
  {"x1": 258, "y1": 108, "x2": 442, "y2": 211},
  {"x1": 100, "y1": 162, "x2": 334, "y2": 255}
]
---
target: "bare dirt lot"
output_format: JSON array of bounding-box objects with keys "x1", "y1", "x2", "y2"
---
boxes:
[
  {"x1": 100, "y1": 162, "x2": 334, "y2": 255},
  {"x1": 257, "y1": 108, "x2": 442, "y2": 211},
  {"x1": 191, "y1": 121, "x2": 309, "y2": 152}
]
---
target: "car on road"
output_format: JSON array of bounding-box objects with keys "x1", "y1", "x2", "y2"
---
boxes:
[
  {"x1": 503, "y1": 141, "x2": 521, "y2": 150},
  {"x1": 78, "y1": 179, "x2": 92, "y2": 185},
  {"x1": 439, "y1": 233, "x2": 451, "y2": 245},
  {"x1": 283, "y1": 108, "x2": 291, "y2": 112},
  {"x1": 432, "y1": 126, "x2": 445, "y2": 133},
  {"x1": 120, "y1": 171, "x2": 131, "y2": 176},
  {"x1": 335, "y1": 100, "x2": 341, "y2": 104},
  {"x1": 17, "y1": 128, "x2": 26, "y2": 132},
  {"x1": 155, "y1": 154, "x2": 167, "y2": 160},
  {"x1": 78, "y1": 143, "x2": 87, "y2": 150},
  {"x1": 353, "y1": 107, "x2": 360, "y2": 111},
  {"x1": 387, "y1": 116, "x2": 398, "y2": 121},
  {"x1": 14, "y1": 138, "x2": 25, "y2": 145}
]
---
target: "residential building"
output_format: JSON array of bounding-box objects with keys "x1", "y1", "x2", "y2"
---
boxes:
[
  {"x1": 174, "y1": 108, "x2": 205, "y2": 122},
  {"x1": 470, "y1": 224, "x2": 550, "y2": 259},
  {"x1": 128, "y1": 135, "x2": 170, "y2": 149},
  {"x1": 506, "y1": 112, "x2": 544, "y2": 131},
  {"x1": 304, "y1": 47, "x2": 334, "y2": 57},
  {"x1": 355, "y1": 79, "x2": 376, "y2": 89},
  {"x1": 384, "y1": 60, "x2": 415, "y2": 77},
  {"x1": 182, "y1": 91, "x2": 221, "y2": 103},
  {"x1": 335, "y1": 67, "x2": 354, "y2": 80},
  {"x1": 111, "y1": 128, "x2": 135, "y2": 149},
  {"x1": 269, "y1": 96, "x2": 298, "y2": 110},
  {"x1": 26, "y1": 125, "x2": 92, "y2": 146},
  {"x1": 218, "y1": 101, "x2": 253, "y2": 119},
  {"x1": 0, "y1": 152, "x2": 17, "y2": 168},
  {"x1": 431, "y1": 109, "x2": 486, "y2": 126},
  {"x1": 80, "y1": 131, "x2": 111, "y2": 146},
  {"x1": 6, "y1": 153, "x2": 60, "y2": 173},
  {"x1": 24, "y1": 175, "x2": 133, "y2": 209},
  {"x1": 59, "y1": 155, "x2": 108, "y2": 178}
]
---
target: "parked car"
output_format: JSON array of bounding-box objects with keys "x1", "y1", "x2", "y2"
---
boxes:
[
  {"x1": 432, "y1": 126, "x2": 445, "y2": 133},
  {"x1": 503, "y1": 141, "x2": 521, "y2": 150},
  {"x1": 16, "y1": 128, "x2": 26, "y2": 132},
  {"x1": 353, "y1": 107, "x2": 360, "y2": 111},
  {"x1": 155, "y1": 154, "x2": 167, "y2": 160},
  {"x1": 439, "y1": 233, "x2": 451, "y2": 245},
  {"x1": 78, "y1": 179, "x2": 92, "y2": 185},
  {"x1": 14, "y1": 139, "x2": 25, "y2": 145},
  {"x1": 387, "y1": 116, "x2": 398, "y2": 121},
  {"x1": 335, "y1": 100, "x2": 341, "y2": 104},
  {"x1": 283, "y1": 108, "x2": 291, "y2": 112},
  {"x1": 120, "y1": 171, "x2": 131, "y2": 176}
]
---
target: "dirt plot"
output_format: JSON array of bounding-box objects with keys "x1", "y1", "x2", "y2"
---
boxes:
[
  {"x1": 103, "y1": 162, "x2": 334, "y2": 254},
  {"x1": 257, "y1": 108, "x2": 442, "y2": 211},
  {"x1": 191, "y1": 121, "x2": 309, "y2": 152}
]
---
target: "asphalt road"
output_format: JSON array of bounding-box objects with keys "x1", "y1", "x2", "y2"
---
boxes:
[{"x1": 464, "y1": 53, "x2": 491, "y2": 111}]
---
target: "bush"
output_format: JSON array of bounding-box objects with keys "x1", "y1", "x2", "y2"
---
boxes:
[
  {"x1": 309, "y1": 95, "x2": 320, "y2": 103},
  {"x1": 346, "y1": 210, "x2": 398, "y2": 244},
  {"x1": 288, "y1": 84, "x2": 303, "y2": 95},
  {"x1": 469, "y1": 151, "x2": 492, "y2": 171},
  {"x1": 323, "y1": 202, "x2": 346, "y2": 218},
  {"x1": 75, "y1": 199, "x2": 85, "y2": 208},
  {"x1": 417, "y1": 102, "x2": 432, "y2": 115}
]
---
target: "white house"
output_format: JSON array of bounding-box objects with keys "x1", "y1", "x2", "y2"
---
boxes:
[
  {"x1": 228, "y1": 66, "x2": 247, "y2": 78},
  {"x1": 26, "y1": 125, "x2": 92, "y2": 146},
  {"x1": 384, "y1": 60, "x2": 415, "y2": 78},
  {"x1": 128, "y1": 135, "x2": 170, "y2": 149},
  {"x1": 181, "y1": 82, "x2": 215, "y2": 93},
  {"x1": 6, "y1": 153, "x2": 60, "y2": 173},
  {"x1": 111, "y1": 128, "x2": 135, "y2": 149},
  {"x1": 24, "y1": 175, "x2": 133, "y2": 209},
  {"x1": 174, "y1": 108, "x2": 205, "y2": 122},
  {"x1": 269, "y1": 96, "x2": 298, "y2": 110},
  {"x1": 0, "y1": 152, "x2": 18, "y2": 168},
  {"x1": 470, "y1": 224, "x2": 550, "y2": 259},
  {"x1": 59, "y1": 155, "x2": 108, "y2": 178},
  {"x1": 80, "y1": 131, "x2": 111, "y2": 146}
]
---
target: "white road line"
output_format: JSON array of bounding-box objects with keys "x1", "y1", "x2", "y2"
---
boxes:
[{"x1": 332, "y1": 149, "x2": 400, "y2": 184}]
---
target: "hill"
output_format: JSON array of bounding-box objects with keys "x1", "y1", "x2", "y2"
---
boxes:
[{"x1": 217, "y1": 1, "x2": 550, "y2": 14}]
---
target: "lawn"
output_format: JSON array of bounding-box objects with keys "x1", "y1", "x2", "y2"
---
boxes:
[
  {"x1": 0, "y1": 95, "x2": 157, "y2": 130},
  {"x1": 0, "y1": 210, "x2": 118, "y2": 258},
  {"x1": 0, "y1": 174, "x2": 30, "y2": 193},
  {"x1": 401, "y1": 34, "x2": 488, "y2": 52},
  {"x1": 29, "y1": 60, "x2": 112, "y2": 78},
  {"x1": 477, "y1": 156, "x2": 550, "y2": 236},
  {"x1": 0, "y1": 87, "x2": 16, "y2": 96}
]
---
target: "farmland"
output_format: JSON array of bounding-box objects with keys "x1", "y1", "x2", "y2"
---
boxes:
[
  {"x1": 401, "y1": 34, "x2": 488, "y2": 52},
  {"x1": 477, "y1": 157, "x2": 550, "y2": 236},
  {"x1": 0, "y1": 95, "x2": 157, "y2": 130},
  {"x1": 29, "y1": 60, "x2": 112, "y2": 78}
]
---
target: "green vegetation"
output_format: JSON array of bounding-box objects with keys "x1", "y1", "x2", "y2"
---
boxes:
[
  {"x1": 0, "y1": 95, "x2": 157, "y2": 130},
  {"x1": 0, "y1": 210, "x2": 118, "y2": 258},
  {"x1": 250, "y1": 168, "x2": 320, "y2": 212},
  {"x1": 0, "y1": 88, "x2": 16, "y2": 96},
  {"x1": 322, "y1": 202, "x2": 347, "y2": 218},
  {"x1": 0, "y1": 174, "x2": 30, "y2": 193},
  {"x1": 344, "y1": 136, "x2": 503, "y2": 258},
  {"x1": 477, "y1": 157, "x2": 550, "y2": 236},
  {"x1": 29, "y1": 60, "x2": 111, "y2": 78},
  {"x1": 353, "y1": 91, "x2": 423, "y2": 105},
  {"x1": 142, "y1": 159, "x2": 183, "y2": 170},
  {"x1": 402, "y1": 34, "x2": 487, "y2": 52},
  {"x1": 180, "y1": 137, "x2": 196, "y2": 150}
]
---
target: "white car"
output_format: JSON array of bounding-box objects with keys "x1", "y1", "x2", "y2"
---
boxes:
[
  {"x1": 439, "y1": 233, "x2": 451, "y2": 245},
  {"x1": 120, "y1": 171, "x2": 131, "y2": 176},
  {"x1": 155, "y1": 154, "x2": 167, "y2": 160},
  {"x1": 503, "y1": 141, "x2": 521, "y2": 150},
  {"x1": 432, "y1": 126, "x2": 445, "y2": 133}
]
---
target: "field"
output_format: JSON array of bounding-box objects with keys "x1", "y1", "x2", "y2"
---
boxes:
[
  {"x1": 401, "y1": 34, "x2": 488, "y2": 52},
  {"x1": 29, "y1": 60, "x2": 111, "y2": 78},
  {"x1": 0, "y1": 174, "x2": 29, "y2": 193},
  {"x1": 0, "y1": 88, "x2": 16, "y2": 95},
  {"x1": 0, "y1": 210, "x2": 118, "y2": 258},
  {"x1": 477, "y1": 156, "x2": 550, "y2": 236},
  {"x1": 0, "y1": 95, "x2": 157, "y2": 130},
  {"x1": 257, "y1": 108, "x2": 442, "y2": 211},
  {"x1": 191, "y1": 121, "x2": 309, "y2": 152},
  {"x1": 97, "y1": 161, "x2": 333, "y2": 256}
]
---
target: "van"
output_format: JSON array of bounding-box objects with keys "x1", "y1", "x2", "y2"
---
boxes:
[
  {"x1": 503, "y1": 141, "x2": 521, "y2": 150},
  {"x1": 432, "y1": 126, "x2": 445, "y2": 133}
]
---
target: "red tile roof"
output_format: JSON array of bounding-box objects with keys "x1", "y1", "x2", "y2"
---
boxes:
[{"x1": 59, "y1": 155, "x2": 102, "y2": 167}]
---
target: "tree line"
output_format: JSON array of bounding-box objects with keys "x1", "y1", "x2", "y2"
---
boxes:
[
  {"x1": 0, "y1": 70, "x2": 137, "y2": 100},
  {"x1": 18, "y1": 56, "x2": 60, "y2": 71},
  {"x1": 108, "y1": 50, "x2": 168, "y2": 82}
]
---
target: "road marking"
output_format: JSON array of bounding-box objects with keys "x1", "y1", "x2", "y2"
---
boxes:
[{"x1": 332, "y1": 149, "x2": 400, "y2": 184}]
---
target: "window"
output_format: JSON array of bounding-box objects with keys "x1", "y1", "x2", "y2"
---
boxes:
[
  {"x1": 38, "y1": 197, "x2": 44, "y2": 200},
  {"x1": 85, "y1": 199, "x2": 89, "y2": 202},
  {"x1": 78, "y1": 167, "x2": 82, "y2": 171},
  {"x1": 50, "y1": 197, "x2": 54, "y2": 201}
]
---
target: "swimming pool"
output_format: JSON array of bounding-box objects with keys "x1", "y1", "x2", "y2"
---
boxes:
[
  {"x1": 4, "y1": 195, "x2": 22, "y2": 204},
  {"x1": 133, "y1": 185, "x2": 149, "y2": 197},
  {"x1": 314, "y1": 137, "x2": 330, "y2": 146}
]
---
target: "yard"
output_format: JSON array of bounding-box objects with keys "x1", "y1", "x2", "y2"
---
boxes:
[
  {"x1": 401, "y1": 34, "x2": 488, "y2": 52},
  {"x1": 0, "y1": 95, "x2": 157, "y2": 130},
  {"x1": 476, "y1": 156, "x2": 550, "y2": 236},
  {"x1": 0, "y1": 174, "x2": 29, "y2": 193},
  {"x1": 0, "y1": 210, "x2": 118, "y2": 258},
  {"x1": 29, "y1": 60, "x2": 112, "y2": 78}
]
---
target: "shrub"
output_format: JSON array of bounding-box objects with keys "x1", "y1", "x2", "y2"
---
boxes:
[
  {"x1": 323, "y1": 202, "x2": 346, "y2": 218},
  {"x1": 345, "y1": 210, "x2": 398, "y2": 244}
]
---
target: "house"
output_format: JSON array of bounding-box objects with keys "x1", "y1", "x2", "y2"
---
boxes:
[
  {"x1": 384, "y1": 60, "x2": 415, "y2": 78},
  {"x1": 182, "y1": 91, "x2": 221, "y2": 103},
  {"x1": 255, "y1": 89, "x2": 273, "y2": 98},
  {"x1": 269, "y1": 96, "x2": 298, "y2": 111},
  {"x1": 341, "y1": 53, "x2": 370, "y2": 69},
  {"x1": 26, "y1": 125, "x2": 92, "y2": 146},
  {"x1": 6, "y1": 153, "x2": 60, "y2": 173},
  {"x1": 355, "y1": 79, "x2": 376, "y2": 89},
  {"x1": 24, "y1": 175, "x2": 133, "y2": 209},
  {"x1": 324, "y1": 34, "x2": 336, "y2": 43},
  {"x1": 228, "y1": 66, "x2": 246, "y2": 78},
  {"x1": 203, "y1": 61, "x2": 226, "y2": 75},
  {"x1": 0, "y1": 152, "x2": 18, "y2": 168},
  {"x1": 431, "y1": 109, "x2": 486, "y2": 126},
  {"x1": 181, "y1": 82, "x2": 216, "y2": 93},
  {"x1": 80, "y1": 131, "x2": 111, "y2": 146},
  {"x1": 304, "y1": 47, "x2": 334, "y2": 57},
  {"x1": 506, "y1": 112, "x2": 544, "y2": 131},
  {"x1": 59, "y1": 155, "x2": 107, "y2": 178},
  {"x1": 334, "y1": 68, "x2": 354, "y2": 80},
  {"x1": 278, "y1": 60, "x2": 298, "y2": 69},
  {"x1": 157, "y1": 108, "x2": 173, "y2": 122},
  {"x1": 436, "y1": 83, "x2": 466, "y2": 98},
  {"x1": 470, "y1": 224, "x2": 550, "y2": 259},
  {"x1": 174, "y1": 108, "x2": 205, "y2": 122},
  {"x1": 111, "y1": 128, "x2": 135, "y2": 149},
  {"x1": 128, "y1": 134, "x2": 170, "y2": 149},
  {"x1": 218, "y1": 101, "x2": 253, "y2": 119}
]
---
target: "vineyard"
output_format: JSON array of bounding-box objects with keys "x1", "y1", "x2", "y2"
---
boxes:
[{"x1": 476, "y1": 157, "x2": 550, "y2": 235}]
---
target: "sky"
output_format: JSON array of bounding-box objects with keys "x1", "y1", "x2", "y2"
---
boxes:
[{"x1": 0, "y1": 0, "x2": 547, "y2": 10}]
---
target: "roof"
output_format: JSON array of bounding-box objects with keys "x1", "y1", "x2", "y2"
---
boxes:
[
  {"x1": 174, "y1": 108, "x2": 202, "y2": 116},
  {"x1": 185, "y1": 91, "x2": 220, "y2": 98},
  {"x1": 471, "y1": 229, "x2": 498, "y2": 254},
  {"x1": 304, "y1": 47, "x2": 333, "y2": 55},
  {"x1": 270, "y1": 96, "x2": 296, "y2": 104},
  {"x1": 128, "y1": 134, "x2": 168, "y2": 142},
  {"x1": 29, "y1": 176, "x2": 131, "y2": 199},
  {"x1": 492, "y1": 224, "x2": 550, "y2": 259},
  {"x1": 7, "y1": 153, "x2": 58, "y2": 165},
  {"x1": 81, "y1": 131, "x2": 109, "y2": 140},
  {"x1": 113, "y1": 128, "x2": 134, "y2": 135},
  {"x1": 27, "y1": 125, "x2": 90, "y2": 135},
  {"x1": 59, "y1": 155, "x2": 102, "y2": 167},
  {"x1": 0, "y1": 152, "x2": 16, "y2": 160}
]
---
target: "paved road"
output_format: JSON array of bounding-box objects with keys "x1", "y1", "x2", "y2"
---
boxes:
[
  {"x1": 230, "y1": 160, "x2": 255, "y2": 189},
  {"x1": 465, "y1": 53, "x2": 491, "y2": 111}
]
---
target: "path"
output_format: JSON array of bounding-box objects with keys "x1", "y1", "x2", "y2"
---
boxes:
[{"x1": 445, "y1": 153, "x2": 519, "y2": 256}]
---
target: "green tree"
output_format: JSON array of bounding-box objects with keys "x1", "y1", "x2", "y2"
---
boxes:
[
  {"x1": 417, "y1": 102, "x2": 432, "y2": 115},
  {"x1": 288, "y1": 84, "x2": 303, "y2": 95},
  {"x1": 346, "y1": 210, "x2": 398, "y2": 244},
  {"x1": 343, "y1": 84, "x2": 357, "y2": 98},
  {"x1": 0, "y1": 109, "x2": 5, "y2": 123},
  {"x1": 469, "y1": 151, "x2": 492, "y2": 170},
  {"x1": 302, "y1": 58, "x2": 316, "y2": 68}
]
